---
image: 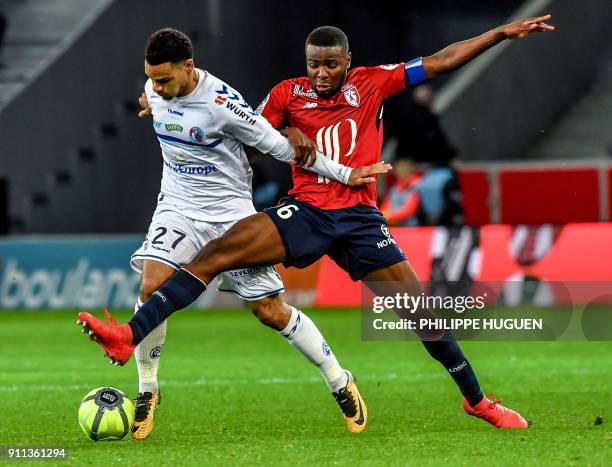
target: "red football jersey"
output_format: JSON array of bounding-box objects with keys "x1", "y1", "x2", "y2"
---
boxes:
[{"x1": 258, "y1": 64, "x2": 408, "y2": 210}]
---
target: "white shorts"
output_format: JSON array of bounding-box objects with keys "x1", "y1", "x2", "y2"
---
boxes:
[{"x1": 130, "y1": 205, "x2": 284, "y2": 301}]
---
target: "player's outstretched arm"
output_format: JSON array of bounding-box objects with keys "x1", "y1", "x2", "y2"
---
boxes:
[
  {"x1": 423, "y1": 14, "x2": 555, "y2": 79},
  {"x1": 303, "y1": 156, "x2": 392, "y2": 186},
  {"x1": 279, "y1": 126, "x2": 391, "y2": 186},
  {"x1": 346, "y1": 162, "x2": 393, "y2": 187}
]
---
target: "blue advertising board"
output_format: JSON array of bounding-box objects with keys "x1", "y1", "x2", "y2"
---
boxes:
[
  {"x1": 0, "y1": 236, "x2": 240, "y2": 310},
  {"x1": 0, "y1": 236, "x2": 142, "y2": 310}
]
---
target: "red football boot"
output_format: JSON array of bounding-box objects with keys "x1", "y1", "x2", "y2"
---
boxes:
[
  {"x1": 463, "y1": 393, "x2": 529, "y2": 429},
  {"x1": 77, "y1": 308, "x2": 135, "y2": 366}
]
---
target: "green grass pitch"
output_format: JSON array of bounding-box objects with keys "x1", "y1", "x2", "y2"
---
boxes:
[{"x1": 1, "y1": 309, "x2": 611, "y2": 466}]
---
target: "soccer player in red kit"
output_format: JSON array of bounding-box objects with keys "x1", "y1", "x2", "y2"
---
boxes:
[{"x1": 79, "y1": 16, "x2": 555, "y2": 430}]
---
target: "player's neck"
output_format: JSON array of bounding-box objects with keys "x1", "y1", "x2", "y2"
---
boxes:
[{"x1": 179, "y1": 69, "x2": 200, "y2": 97}]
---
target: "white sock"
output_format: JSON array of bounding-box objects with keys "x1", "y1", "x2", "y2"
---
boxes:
[
  {"x1": 134, "y1": 297, "x2": 167, "y2": 394},
  {"x1": 280, "y1": 306, "x2": 347, "y2": 392}
]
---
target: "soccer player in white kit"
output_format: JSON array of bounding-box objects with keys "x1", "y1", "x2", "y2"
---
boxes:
[{"x1": 128, "y1": 28, "x2": 385, "y2": 438}]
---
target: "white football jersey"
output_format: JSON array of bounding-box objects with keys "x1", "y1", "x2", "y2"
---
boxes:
[{"x1": 145, "y1": 69, "x2": 293, "y2": 222}]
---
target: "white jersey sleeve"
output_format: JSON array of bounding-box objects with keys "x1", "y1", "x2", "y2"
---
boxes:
[
  {"x1": 211, "y1": 85, "x2": 353, "y2": 184},
  {"x1": 211, "y1": 84, "x2": 294, "y2": 159}
]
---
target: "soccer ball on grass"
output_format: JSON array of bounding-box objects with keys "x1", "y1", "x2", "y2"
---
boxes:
[{"x1": 78, "y1": 387, "x2": 134, "y2": 441}]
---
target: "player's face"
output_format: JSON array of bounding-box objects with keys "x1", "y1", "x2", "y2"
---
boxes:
[
  {"x1": 306, "y1": 45, "x2": 351, "y2": 98},
  {"x1": 144, "y1": 59, "x2": 194, "y2": 100}
]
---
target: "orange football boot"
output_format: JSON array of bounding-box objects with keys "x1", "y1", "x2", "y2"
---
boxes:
[
  {"x1": 77, "y1": 308, "x2": 135, "y2": 365},
  {"x1": 463, "y1": 393, "x2": 529, "y2": 429}
]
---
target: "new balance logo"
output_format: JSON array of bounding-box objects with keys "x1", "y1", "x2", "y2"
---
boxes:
[{"x1": 302, "y1": 102, "x2": 318, "y2": 109}]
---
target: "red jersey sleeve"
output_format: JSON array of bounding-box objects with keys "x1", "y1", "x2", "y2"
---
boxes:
[
  {"x1": 257, "y1": 80, "x2": 292, "y2": 129},
  {"x1": 362, "y1": 64, "x2": 408, "y2": 99}
]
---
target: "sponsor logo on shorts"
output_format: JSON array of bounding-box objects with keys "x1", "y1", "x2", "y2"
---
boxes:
[
  {"x1": 228, "y1": 267, "x2": 262, "y2": 278},
  {"x1": 150, "y1": 345, "x2": 163, "y2": 359},
  {"x1": 377, "y1": 224, "x2": 397, "y2": 249},
  {"x1": 322, "y1": 340, "x2": 331, "y2": 356},
  {"x1": 242, "y1": 277, "x2": 261, "y2": 287}
]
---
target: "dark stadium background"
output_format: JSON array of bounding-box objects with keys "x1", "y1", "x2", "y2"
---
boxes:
[
  {"x1": 1, "y1": 1, "x2": 611, "y2": 465},
  {"x1": 3, "y1": 0, "x2": 599, "y2": 234}
]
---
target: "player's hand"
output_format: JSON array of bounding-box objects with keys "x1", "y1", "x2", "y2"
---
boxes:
[
  {"x1": 348, "y1": 162, "x2": 393, "y2": 187},
  {"x1": 138, "y1": 92, "x2": 152, "y2": 118},
  {"x1": 498, "y1": 14, "x2": 555, "y2": 40},
  {"x1": 282, "y1": 127, "x2": 318, "y2": 167}
]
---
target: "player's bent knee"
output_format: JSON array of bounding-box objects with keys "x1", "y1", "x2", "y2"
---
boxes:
[{"x1": 249, "y1": 295, "x2": 288, "y2": 330}]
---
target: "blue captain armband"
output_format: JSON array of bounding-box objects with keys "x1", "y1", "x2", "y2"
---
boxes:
[{"x1": 405, "y1": 57, "x2": 428, "y2": 86}]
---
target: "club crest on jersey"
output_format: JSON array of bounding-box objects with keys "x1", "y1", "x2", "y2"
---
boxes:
[
  {"x1": 189, "y1": 126, "x2": 206, "y2": 144},
  {"x1": 342, "y1": 83, "x2": 360, "y2": 107},
  {"x1": 293, "y1": 84, "x2": 318, "y2": 99}
]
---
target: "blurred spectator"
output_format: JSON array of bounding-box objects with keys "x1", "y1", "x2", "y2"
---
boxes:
[
  {"x1": 381, "y1": 159, "x2": 465, "y2": 227},
  {"x1": 385, "y1": 84, "x2": 458, "y2": 165},
  {"x1": 417, "y1": 160, "x2": 464, "y2": 226},
  {"x1": 380, "y1": 83, "x2": 465, "y2": 226},
  {"x1": 381, "y1": 159, "x2": 422, "y2": 226}
]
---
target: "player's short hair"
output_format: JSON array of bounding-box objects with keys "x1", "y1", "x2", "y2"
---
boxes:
[
  {"x1": 305, "y1": 26, "x2": 349, "y2": 53},
  {"x1": 145, "y1": 28, "x2": 193, "y2": 65}
]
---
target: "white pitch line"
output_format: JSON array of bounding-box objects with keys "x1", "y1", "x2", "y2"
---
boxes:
[
  {"x1": 0, "y1": 372, "x2": 431, "y2": 393},
  {"x1": 0, "y1": 366, "x2": 604, "y2": 393}
]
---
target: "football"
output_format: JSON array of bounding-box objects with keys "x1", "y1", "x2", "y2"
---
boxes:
[{"x1": 78, "y1": 387, "x2": 134, "y2": 441}]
